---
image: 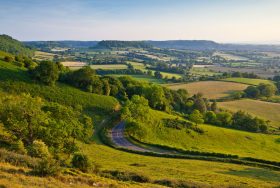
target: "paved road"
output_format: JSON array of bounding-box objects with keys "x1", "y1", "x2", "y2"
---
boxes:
[{"x1": 111, "y1": 122, "x2": 149, "y2": 152}]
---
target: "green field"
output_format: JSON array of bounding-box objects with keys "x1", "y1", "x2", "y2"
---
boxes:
[
  {"x1": 109, "y1": 74, "x2": 165, "y2": 84},
  {"x1": 165, "y1": 81, "x2": 248, "y2": 99},
  {"x1": 190, "y1": 67, "x2": 220, "y2": 76},
  {"x1": 90, "y1": 64, "x2": 128, "y2": 70},
  {"x1": 80, "y1": 141, "x2": 280, "y2": 188},
  {"x1": 33, "y1": 51, "x2": 57, "y2": 61},
  {"x1": 219, "y1": 99, "x2": 280, "y2": 129},
  {"x1": 222, "y1": 77, "x2": 274, "y2": 85},
  {"x1": 127, "y1": 110, "x2": 280, "y2": 162}
]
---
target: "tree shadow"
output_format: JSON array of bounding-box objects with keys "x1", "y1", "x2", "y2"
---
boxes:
[{"x1": 217, "y1": 168, "x2": 280, "y2": 182}]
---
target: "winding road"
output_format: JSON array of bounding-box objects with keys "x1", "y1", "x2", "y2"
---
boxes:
[{"x1": 111, "y1": 122, "x2": 149, "y2": 152}]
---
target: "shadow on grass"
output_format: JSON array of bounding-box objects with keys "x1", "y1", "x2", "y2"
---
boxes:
[{"x1": 218, "y1": 168, "x2": 280, "y2": 182}]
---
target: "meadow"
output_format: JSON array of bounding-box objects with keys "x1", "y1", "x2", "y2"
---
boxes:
[
  {"x1": 34, "y1": 51, "x2": 58, "y2": 61},
  {"x1": 219, "y1": 99, "x2": 280, "y2": 129},
  {"x1": 127, "y1": 110, "x2": 280, "y2": 162},
  {"x1": 222, "y1": 77, "x2": 274, "y2": 85},
  {"x1": 165, "y1": 81, "x2": 248, "y2": 99},
  {"x1": 109, "y1": 74, "x2": 165, "y2": 84}
]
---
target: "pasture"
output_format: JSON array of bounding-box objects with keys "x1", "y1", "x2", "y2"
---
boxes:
[
  {"x1": 214, "y1": 51, "x2": 248, "y2": 61},
  {"x1": 81, "y1": 141, "x2": 280, "y2": 188},
  {"x1": 33, "y1": 51, "x2": 58, "y2": 61},
  {"x1": 109, "y1": 74, "x2": 165, "y2": 84},
  {"x1": 165, "y1": 81, "x2": 248, "y2": 99},
  {"x1": 127, "y1": 109, "x2": 280, "y2": 162},
  {"x1": 222, "y1": 77, "x2": 274, "y2": 85},
  {"x1": 219, "y1": 99, "x2": 280, "y2": 129}
]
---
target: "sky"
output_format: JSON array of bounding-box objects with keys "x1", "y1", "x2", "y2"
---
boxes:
[{"x1": 0, "y1": 0, "x2": 280, "y2": 43}]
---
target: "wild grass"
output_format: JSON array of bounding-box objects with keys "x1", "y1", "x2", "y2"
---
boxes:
[
  {"x1": 79, "y1": 141, "x2": 280, "y2": 188},
  {"x1": 126, "y1": 110, "x2": 280, "y2": 161},
  {"x1": 165, "y1": 81, "x2": 248, "y2": 99}
]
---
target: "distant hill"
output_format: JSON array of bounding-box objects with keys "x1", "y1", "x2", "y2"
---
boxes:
[
  {"x1": 24, "y1": 39, "x2": 280, "y2": 52},
  {"x1": 24, "y1": 41, "x2": 99, "y2": 50},
  {"x1": 94, "y1": 40, "x2": 152, "y2": 49},
  {"x1": 146, "y1": 40, "x2": 280, "y2": 51},
  {"x1": 0, "y1": 35, "x2": 33, "y2": 56},
  {"x1": 146, "y1": 40, "x2": 220, "y2": 50}
]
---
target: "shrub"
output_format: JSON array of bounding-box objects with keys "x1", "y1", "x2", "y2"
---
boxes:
[
  {"x1": 10, "y1": 140, "x2": 27, "y2": 155},
  {"x1": 102, "y1": 170, "x2": 150, "y2": 183},
  {"x1": 0, "y1": 149, "x2": 39, "y2": 168},
  {"x1": 32, "y1": 157, "x2": 60, "y2": 176},
  {"x1": 71, "y1": 153, "x2": 92, "y2": 173},
  {"x1": 27, "y1": 140, "x2": 50, "y2": 159}
]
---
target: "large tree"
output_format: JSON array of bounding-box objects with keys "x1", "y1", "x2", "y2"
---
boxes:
[{"x1": 31, "y1": 61, "x2": 59, "y2": 86}]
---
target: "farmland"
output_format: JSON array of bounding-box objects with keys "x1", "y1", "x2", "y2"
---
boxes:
[
  {"x1": 219, "y1": 99, "x2": 280, "y2": 129},
  {"x1": 109, "y1": 74, "x2": 166, "y2": 84},
  {"x1": 222, "y1": 77, "x2": 274, "y2": 85},
  {"x1": 165, "y1": 81, "x2": 248, "y2": 99}
]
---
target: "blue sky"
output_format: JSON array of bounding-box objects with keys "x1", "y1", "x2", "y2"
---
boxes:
[{"x1": 0, "y1": 0, "x2": 280, "y2": 43}]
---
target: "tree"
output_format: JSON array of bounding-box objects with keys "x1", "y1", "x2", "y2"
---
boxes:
[
  {"x1": 257, "y1": 83, "x2": 276, "y2": 98},
  {"x1": 121, "y1": 95, "x2": 150, "y2": 122},
  {"x1": 216, "y1": 112, "x2": 232, "y2": 126},
  {"x1": 244, "y1": 86, "x2": 260, "y2": 98},
  {"x1": 31, "y1": 61, "x2": 59, "y2": 86},
  {"x1": 193, "y1": 94, "x2": 207, "y2": 114},
  {"x1": 189, "y1": 110, "x2": 204, "y2": 125},
  {"x1": 0, "y1": 94, "x2": 49, "y2": 145},
  {"x1": 211, "y1": 101, "x2": 218, "y2": 112},
  {"x1": 204, "y1": 111, "x2": 217, "y2": 124},
  {"x1": 154, "y1": 71, "x2": 163, "y2": 79}
]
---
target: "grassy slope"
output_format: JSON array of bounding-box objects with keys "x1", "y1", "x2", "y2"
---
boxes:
[
  {"x1": 80, "y1": 142, "x2": 280, "y2": 188},
  {"x1": 0, "y1": 162, "x2": 150, "y2": 188},
  {"x1": 222, "y1": 77, "x2": 274, "y2": 85},
  {"x1": 219, "y1": 99, "x2": 280, "y2": 128},
  {"x1": 165, "y1": 81, "x2": 248, "y2": 99},
  {"x1": 128, "y1": 110, "x2": 280, "y2": 161},
  {"x1": 0, "y1": 60, "x2": 119, "y2": 123}
]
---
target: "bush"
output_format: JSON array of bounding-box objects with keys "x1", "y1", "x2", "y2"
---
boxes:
[
  {"x1": 71, "y1": 153, "x2": 92, "y2": 173},
  {"x1": 32, "y1": 157, "x2": 60, "y2": 176},
  {"x1": 102, "y1": 170, "x2": 150, "y2": 183},
  {"x1": 0, "y1": 149, "x2": 39, "y2": 168},
  {"x1": 27, "y1": 140, "x2": 50, "y2": 159},
  {"x1": 10, "y1": 140, "x2": 27, "y2": 155}
]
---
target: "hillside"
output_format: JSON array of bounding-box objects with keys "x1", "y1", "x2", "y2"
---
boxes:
[
  {"x1": 0, "y1": 35, "x2": 33, "y2": 56},
  {"x1": 94, "y1": 40, "x2": 152, "y2": 49},
  {"x1": 126, "y1": 110, "x2": 280, "y2": 161}
]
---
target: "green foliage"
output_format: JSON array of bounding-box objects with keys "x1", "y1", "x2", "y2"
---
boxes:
[
  {"x1": 189, "y1": 110, "x2": 204, "y2": 125},
  {"x1": 232, "y1": 111, "x2": 269, "y2": 133},
  {"x1": 71, "y1": 153, "x2": 92, "y2": 172},
  {"x1": 0, "y1": 94, "x2": 49, "y2": 145},
  {"x1": 244, "y1": 83, "x2": 277, "y2": 98},
  {"x1": 4, "y1": 55, "x2": 13, "y2": 62},
  {"x1": 27, "y1": 140, "x2": 51, "y2": 159},
  {"x1": 31, "y1": 61, "x2": 59, "y2": 86},
  {"x1": 122, "y1": 95, "x2": 150, "y2": 122},
  {"x1": 0, "y1": 93, "x2": 94, "y2": 159},
  {"x1": 10, "y1": 140, "x2": 27, "y2": 155},
  {"x1": 0, "y1": 35, "x2": 33, "y2": 56},
  {"x1": 32, "y1": 157, "x2": 60, "y2": 176}
]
